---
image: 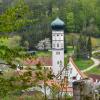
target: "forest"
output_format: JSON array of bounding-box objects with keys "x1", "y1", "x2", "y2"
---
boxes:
[{"x1": 0, "y1": 0, "x2": 100, "y2": 50}]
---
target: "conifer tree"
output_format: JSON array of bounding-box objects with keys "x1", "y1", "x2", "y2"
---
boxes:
[
  {"x1": 75, "y1": 34, "x2": 89, "y2": 59},
  {"x1": 64, "y1": 37, "x2": 67, "y2": 53},
  {"x1": 87, "y1": 35, "x2": 92, "y2": 58}
]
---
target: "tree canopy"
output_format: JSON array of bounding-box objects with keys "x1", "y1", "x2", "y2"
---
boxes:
[{"x1": 0, "y1": 0, "x2": 100, "y2": 49}]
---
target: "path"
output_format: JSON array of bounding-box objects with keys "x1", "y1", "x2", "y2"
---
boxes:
[{"x1": 82, "y1": 50, "x2": 100, "y2": 72}]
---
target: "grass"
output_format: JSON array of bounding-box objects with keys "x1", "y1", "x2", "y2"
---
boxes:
[
  {"x1": 35, "y1": 46, "x2": 74, "y2": 57},
  {"x1": 74, "y1": 58, "x2": 94, "y2": 70},
  {"x1": 86, "y1": 65, "x2": 100, "y2": 75},
  {"x1": 64, "y1": 56, "x2": 68, "y2": 66},
  {"x1": 35, "y1": 51, "x2": 52, "y2": 57},
  {"x1": 67, "y1": 46, "x2": 74, "y2": 53},
  {"x1": 94, "y1": 46, "x2": 100, "y2": 51}
]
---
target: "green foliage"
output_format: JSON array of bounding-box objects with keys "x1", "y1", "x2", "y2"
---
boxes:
[
  {"x1": 74, "y1": 58, "x2": 94, "y2": 70},
  {"x1": 0, "y1": 0, "x2": 33, "y2": 33},
  {"x1": 75, "y1": 34, "x2": 89, "y2": 59},
  {"x1": 50, "y1": 84, "x2": 60, "y2": 100},
  {"x1": 0, "y1": 36, "x2": 21, "y2": 48},
  {"x1": 0, "y1": 77, "x2": 13, "y2": 97},
  {"x1": 0, "y1": 0, "x2": 100, "y2": 49},
  {"x1": 67, "y1": 12, "x2": 75, "y2": 32},
  {"x1": 0, "y1": 44, "x2": 27, "y2": 68},
  {"x1": 64, "y1": 37, "x2": 67, "y2": 53},
  {"x1": 35, "y1": 51, "x2": 52, "y2": 57},
  {"x1": 0, "y1": 70, "x2": 34, "y2": 98},
  {"x1": 93, "y1": 52, "x2": 100, "y2": 59},
  {"x1": 87, "y1": 35, "x2": 92, "y2": 58}
]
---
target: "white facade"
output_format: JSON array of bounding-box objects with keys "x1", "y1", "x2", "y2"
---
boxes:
[
  {"x1": 67, "y1": 58, "x2": 86, "y2": 86},
  {"x1": 52, "y1": 30, "x2": 64, "y2": 76}
]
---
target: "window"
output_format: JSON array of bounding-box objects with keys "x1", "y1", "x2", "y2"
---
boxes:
[
  {"x1": 57, "y1": 61, "x2": 59, "y2": 65},
  {"x1": 72, "y1": 76, "x2": 76, "y2": 80},
  {"x1": 57, "y1": 43, "x2": 59, "y2": 47},
  {"x1": 56, "y1": 52, "x2": 60, "y2": 55},
  {"x1": 57, "y1": 34, "x2": 59, "y2": 36},
  {"x1": 60, "y1": 60, "x2": 62, "y2": 65},
  {"x1": 61, "y1": 43, "x2": 63, "y2": 48}
]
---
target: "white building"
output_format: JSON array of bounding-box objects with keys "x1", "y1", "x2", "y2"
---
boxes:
[
  {"x1": 51, "y1": 17, "x2": 65, "y2": 76},
  {"x1": 67, "y1": 57, "x2": 87, "y2": 87},
  {"x1": 51, "y1": 18, "x2": 86, "y2": 85}
]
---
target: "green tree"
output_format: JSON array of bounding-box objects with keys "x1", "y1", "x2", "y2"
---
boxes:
[
  {"x1": 75, "y1": 34, "x2": 88, "y2": 59},
  {"x1": 0, "y1": 0, "x2": 33, "y2": 33},
  {"x1": 35, "y1": 62, "x2": 54, "y2": 100},
  {"x1": 87, "y1": 35, "x2": 92, "y2": 58}
]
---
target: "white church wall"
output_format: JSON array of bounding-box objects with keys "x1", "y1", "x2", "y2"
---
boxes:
[
  {"x1": 68, "y1": 59, "x2": 83, "y2": 86},
  {"x1": 52, "y1": 29, "x2": 64, "y2": 76},
  {"x1": 52, "y1": 50, "x2": 64, "y2": 75}
]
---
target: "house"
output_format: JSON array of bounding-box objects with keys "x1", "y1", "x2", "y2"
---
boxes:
[{"x1": 67, "y1": 57, "x2": 87, "y2": 87}]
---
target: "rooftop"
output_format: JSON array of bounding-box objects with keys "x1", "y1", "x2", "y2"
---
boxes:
[{"x1": 51, "y1": 17, "x2": 65, "y2": 27}]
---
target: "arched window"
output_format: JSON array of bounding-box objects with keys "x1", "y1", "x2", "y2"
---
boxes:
[{"x1": 60, "y1": 60, "x2": 62, "y2": 65}]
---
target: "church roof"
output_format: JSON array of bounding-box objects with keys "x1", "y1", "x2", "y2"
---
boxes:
[
  {"x1": 69, "y1": 57, "x2": 87, "y2": 79},
  {"x1": 51, "y1": 17, "x2": 65, "y2": 27}
]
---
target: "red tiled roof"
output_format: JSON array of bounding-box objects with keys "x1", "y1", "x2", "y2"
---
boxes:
[
  {"x1": 69, "y1": 57, "x2": 87, "y2": 79},
  {"x1": 88, "y1": 74, "x2": 100, "y2": 82},
  {"x1": 24, "y1": 57, "x2": 52, "y2": 66}
]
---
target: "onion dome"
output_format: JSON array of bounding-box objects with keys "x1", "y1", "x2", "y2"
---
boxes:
[{"x1": 51, "y1": 17, "x2": 65, "y2": 30}]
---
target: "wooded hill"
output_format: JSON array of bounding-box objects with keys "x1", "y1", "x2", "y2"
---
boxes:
[{"x1": 0, "y1": 0, "x2": 100, "y2": 49}]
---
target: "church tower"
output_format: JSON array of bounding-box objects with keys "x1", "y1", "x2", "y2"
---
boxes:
[{"x1": 51, "y1": 18, "x2": 65, "y2": 76}]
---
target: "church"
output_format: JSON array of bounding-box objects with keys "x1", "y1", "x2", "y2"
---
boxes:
[
  {"x1": 50, "y1": 17, "x2": 87, "y2": 95},
  {"x1": 23, "y1": 17, "x2": 88, "y2": 96}
]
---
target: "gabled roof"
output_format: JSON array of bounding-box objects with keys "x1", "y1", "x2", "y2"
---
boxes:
[{"x1": 69, "y1": 57, "x2": 87, "y2": 79}]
